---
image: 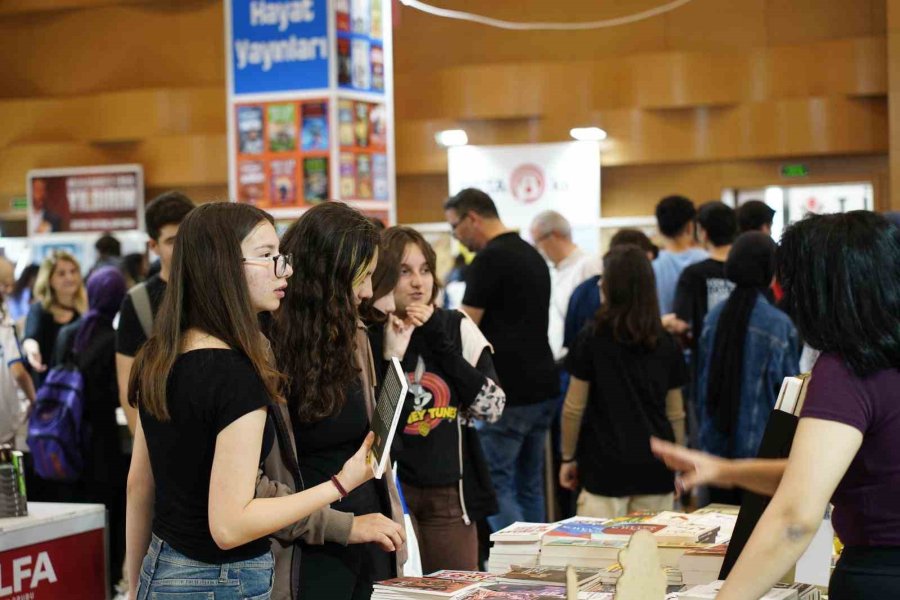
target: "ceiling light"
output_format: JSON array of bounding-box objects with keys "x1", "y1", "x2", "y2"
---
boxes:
[
  {"x1": 435, "y1": 129, "x2": 468, "y2": 147},
  {"x1": 569, "y1": 127, "x2": 608, "y2": 141}
]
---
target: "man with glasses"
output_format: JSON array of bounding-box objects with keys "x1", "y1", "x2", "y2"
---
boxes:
[{"x1": 444, "y1": 188, "x2": 559, "y2": 531}]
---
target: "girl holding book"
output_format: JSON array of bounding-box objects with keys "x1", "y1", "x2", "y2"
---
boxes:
[
  {"x1": 272, "y1": 202, "x2": 406, "y2": 600},
  {"x1": 125, "y1": 203, "x2": 376, "y2": 599},
  {"x1": 652, "y1": 211, "x2": 900, "y2": 599},
  {"x1": 364, "y1": 226, "x2": 504, "y2": 574},
  {"x1": 559, "y1": 244, "x2": 687, "y2": 518}
]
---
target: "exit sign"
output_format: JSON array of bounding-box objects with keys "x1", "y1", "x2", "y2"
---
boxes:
[
  {"x1": 10, "y1": 197, "x2": 27, "y2": 211},
  {"x1": 781, "y1": 164, "x2": 809, "y2": 178}
]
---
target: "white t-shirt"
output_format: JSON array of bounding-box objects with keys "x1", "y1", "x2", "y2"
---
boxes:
[
  {"x1": 549, "y1": 248, "x2": 601, "y2": 361},
  {"x1": 0, "y1": 306, "x2": 25, "y2": 443}
]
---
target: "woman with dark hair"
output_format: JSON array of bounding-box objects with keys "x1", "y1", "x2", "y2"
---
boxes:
[
  {"x1": 695, "y1": 232, "x2": 799, "y2": 503},
  {"x1": 559, "y1": 245, "x2": 687, "y2": 518},
  {"x1": 652, "y1": 211, "x2": 900, "y2": 599},
  {"x1": 6, "y1": 263, "x2": 40, "y2": 324},
  {"x1": 272, "y1": 202, "x2": 406, "y2": 600},
  {"x1": 125, "y1": 202, "x2": 376, "y2": 599},
  {"x1": 364, "y1": 226, "x2": 504, "y2": 574}
]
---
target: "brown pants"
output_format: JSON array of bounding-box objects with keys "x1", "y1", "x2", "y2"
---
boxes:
[
  {"x1": 576, "y1": 489, "x2": 674, "y2": 519},
  {"x1": 401, "y1": 481, "x2": 478, "y2": 574}
]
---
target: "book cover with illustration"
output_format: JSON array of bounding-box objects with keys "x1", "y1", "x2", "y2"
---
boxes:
[
  {"x1": 491, "y1": 522, "x2": 561, "y2": 543},
  {"x1": 354, "y1": 102, "x2": 370, "y2": 147},
  {"x1": 351, "y1": 0, "x2": 371, "y2": 35},
  {"x1": 371, "y1": 0, "x2": 383, "y2": 38},
  {"x1": 301, "y1": 101, "x2": 329, "y2": 151},
  {"x1": 337, "y1": 37, "x2": 352, "y2": 87},
  {"x1": 269, "y1": 159, "x2": 297, "y2": 206},
  {"x1": 352, "y1": 38, "x2": 371, "y2": 90},
  {"x1": 303, "y1": 157, "x2": 329, "y2": 204},
  {"x1": 373, "y1": 577, "x2": 479, "y2": 597},
  {"x1": 369, "y1": 103, "x2": 387, "y2": 147},
  {"x1": 267, "y1": 103, "x2": 297, "y2": 153},
  {"x1": 543, "y1": 517, "x2": 665, "y2": 545},
  {"x1": 427, "y1": 571, "x2": 496, "y2": 584},
  {"x1": 237, "y1": 161, "x2": 265, "y2": 205},
  {"x1": 371, "y1": 44, "x2": 384, "y2": 92},
  {"x1": 373, "y1": 154, "x2": 388, "y2": 200},
  {"x1": 339, "y1": 152, "x2": 356, "y2": 199},
  {"x1": 237, "y1": 106, "x2": 264, "y2": 154},
  {"x1": 338, "y1": 100, "x2": 355, "y2": 147},
  {"x1": 335, "y1": 0, "x2": 350, "y2": 32},
  {"x1": 356, "y1": 154, "x2": 373, "y2": 199}
]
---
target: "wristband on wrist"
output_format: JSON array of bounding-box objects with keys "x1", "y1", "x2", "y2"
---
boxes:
[
  {"x1": 561, "y1": 457, "x2": 576, "y2": 464},
  {"x1": 331, "y1": 474, "x2": 349, "y2": 499}
]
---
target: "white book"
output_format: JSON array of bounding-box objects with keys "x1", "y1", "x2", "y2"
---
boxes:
[{"x1": 369, "y1": 357, "x2": 409, "y2": 479}]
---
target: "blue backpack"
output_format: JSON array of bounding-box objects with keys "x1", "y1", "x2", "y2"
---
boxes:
[{"x1": 27, "y1": 363, "x2": 85, "y2": 482}]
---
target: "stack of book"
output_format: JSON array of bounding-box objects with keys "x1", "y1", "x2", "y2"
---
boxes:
[
  {"x1": 677, "y1": 580, "x2": 821, "y2": 600},
  {"x1": 487, "y1": 522, "x2": 557, "y2": 573},
  {"x1": 677, "y1": 543, "x2": 729, "y2": 585},
  {"x1": 371, "y1": 576, "x2": 482, "y2": 599},
  {"x1": 496, "y1": 565, "x2": 603, "y2": 591},
  {"x1": 595, "y1": 561, "x2": 684, "y2": 587}
]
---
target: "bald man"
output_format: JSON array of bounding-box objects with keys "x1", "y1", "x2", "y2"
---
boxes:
[{"x1": 0, "y1": 257, "x2": 36, "y2": 443}]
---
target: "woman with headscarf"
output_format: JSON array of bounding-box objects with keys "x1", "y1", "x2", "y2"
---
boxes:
[
  {"x1": 696, "y1": 232, "x2": 800, "y2": 504},
  {"x1": 51, "y1": 266, "x2": 129, "y2": 593}
]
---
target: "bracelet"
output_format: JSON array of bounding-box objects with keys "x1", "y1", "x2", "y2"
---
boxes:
[
  {"x1": 330, "y1": 474, "x2": 349, "y2": 499},
  {"x1": 561, "y1": 457, "x2": 576, "y2": 464}
]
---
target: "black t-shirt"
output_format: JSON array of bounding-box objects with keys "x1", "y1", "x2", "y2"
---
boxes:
[
  {"x1": 24, "y1": 302, "x2": 78, "y2": 385},
  {"x1": 673, "y1": 259, "x2": 734, "y2": 352},
  {"x1": 462, "y1": 232, "x2": 558, "y2": 405},
  {"x1": 116, "y1": 274, "x2": 167, "y2": 357},
  {"x1": 566, "y1": 324, "x2": 687, "y2": 496},
  {"x1": 140, "y1": 349, "x2": 275, "y2": 564}
]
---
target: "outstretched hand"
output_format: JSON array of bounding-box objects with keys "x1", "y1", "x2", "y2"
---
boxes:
[{"x1": 650, "y1": 437, "x2": 728, "y2": 496}]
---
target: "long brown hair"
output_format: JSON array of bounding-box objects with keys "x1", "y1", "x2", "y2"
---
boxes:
[
  {"x1": 128, "y1": 202, "x2": 285, "y2": 421},
  {"x1": 596, "y1": 245, "x2": 661, "y2": 350},
  {"x1": 273, "y1": 202, "x2": 379, "y2": 424}
]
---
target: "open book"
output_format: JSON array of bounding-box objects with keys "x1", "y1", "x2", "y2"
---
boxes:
[{"x1": 369, "y1": 356, "x2": 409, "y2": 479}]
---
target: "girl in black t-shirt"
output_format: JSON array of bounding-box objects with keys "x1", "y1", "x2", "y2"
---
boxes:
[
  {"x1": 125, "y1": 203, "x2": 376, "y2": 600},
  {"x1": 559, "y1": 245, "x2": 687, "y2": 519},
  {"x1": 364, "y1": 227, "x2": 505, "y2": 574}
]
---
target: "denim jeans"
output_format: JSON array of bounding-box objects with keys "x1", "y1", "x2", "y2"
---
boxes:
[
  {"x1": 478, "y1": 398, "x2": 558, "y2": 531},
  {"x1": 136, "y1": 535, "x2": 274, "y2": 600}
]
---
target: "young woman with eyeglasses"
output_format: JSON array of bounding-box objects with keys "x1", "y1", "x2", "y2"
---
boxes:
[{"x1": 125, "y1": 202, "x2": 376, "y2": 599}]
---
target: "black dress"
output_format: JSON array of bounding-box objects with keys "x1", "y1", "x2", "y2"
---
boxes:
[{"x1": 294, "y1": 381, "x2": 393, "y2": 600}]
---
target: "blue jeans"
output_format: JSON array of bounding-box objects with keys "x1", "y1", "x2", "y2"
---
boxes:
[
  {"x1": 478, "y1": 398, "x2": 558, "y2": 531},
  {"x1": 136, "y1": 535, "x2": 274, "y2": 600}
]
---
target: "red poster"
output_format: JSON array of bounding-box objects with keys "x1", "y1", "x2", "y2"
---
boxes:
[
  {"x1": 27, "y1": 166, "x2": 144, "y2": 236},
  {"x1": 0, "y1": 528, "x2": 105, "y2": 599}
]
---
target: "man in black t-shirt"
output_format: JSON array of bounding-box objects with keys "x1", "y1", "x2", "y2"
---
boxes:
[
  {"x1": 444, "y1": 188, "x2": 559, "y2": 531},
  {"x1": 116, "y1": 192, "x2": 194, "y2": 432}
]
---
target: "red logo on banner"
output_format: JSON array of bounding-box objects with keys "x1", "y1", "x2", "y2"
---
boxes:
[
  {"x1": 510, "y1": 164, "x2": 545, "y2": 204},
  {"x1": 0, "y1": 529, "x2": 105, "y2": 599}
]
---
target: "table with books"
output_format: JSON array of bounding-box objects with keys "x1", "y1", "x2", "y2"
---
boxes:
[{"x1": 373, "y1": 507, "x2": 822, "y2": 600}]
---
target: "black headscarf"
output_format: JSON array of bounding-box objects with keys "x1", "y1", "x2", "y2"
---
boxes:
[{"x1": 706, "y1": 232, "x2": 777, "y2": 441}]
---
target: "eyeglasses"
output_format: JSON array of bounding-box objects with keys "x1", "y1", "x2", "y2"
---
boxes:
[
  {"x1": 449, "y1": 212, "x2": 469, "y2": 232},
  {"x1": 242, "y1": 254, "x2": 293, "y2": 277}
]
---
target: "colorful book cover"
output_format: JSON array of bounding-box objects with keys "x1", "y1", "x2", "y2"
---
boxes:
[
  {"x1": 237, "y1": 106, "x2": 264, "y2": 154},
  {"x1": 427, "y1": 570, "x2": 496, "y2": 583},
  {"x1": 335, "y1": 0, "x2": 350, "y2": 32},
  {"x1": 373, "y1": 577, "x2": 479, "y2": 596},
  {"x1": 301, "y1": 101, "x2": 329, "y2": 151},
  {"x1": 543, "y1": 517, "x2": 664, "y2": 544},
  {"x1": 354, "y1": 102, "x2": 370, "y2": 147},
  {"x1": 267, "y1": 103, "x2": 297, "y2": 153},
  {"x1": 351, "y1": 0, "x2": 371, "y2": 35},
  {"x1": 339, "y1": 152, "x2": 356, "y2": 199},
  {"x1": 356, "y1": 154, "x2": 373, "y2": 199},
  {"x1": 269, "y1": 159, "x2": 297, "y2": 206},
  {"x1": 373, "y1": 153, "x2": 388, "y2": 200},
  {"x1": 369, "y1": 103, "x2": 387, "y2": 147},
  {"x1": 370, "y1": 0, "x2": 383, "y2": 39},
  {"x1": 351, "y1": 38, "x2": 371, "y2": 90},
  {"x1": 303, "y1": 157, "x2": 329, "y2": 203},
  {"x1": 337, "y1": 37, "x2": 352, "y2": 87},
  {"x1": 237, "y1": 161, "x2": 265, "y2": 205},
  {"x1": 491, "y1": 522, "x2": 560, "y2": 543},
  {"x1": 338, "y1": 99, "x2": 355, "y2": 147},
  {"x1": 371, "y1": 44, "x2": 384, "y2": 92}
]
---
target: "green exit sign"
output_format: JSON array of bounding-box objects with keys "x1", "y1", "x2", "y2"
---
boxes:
[
  {"x1": 781, "y1": 164, "x2": 809, "y2": 178},
  {"x1": 10, "y1": 197, "x2": 27, "y2": 211}
]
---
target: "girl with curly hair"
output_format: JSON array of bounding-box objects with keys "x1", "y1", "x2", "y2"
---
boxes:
[{"x1": 272, "y1": 202, "x2": 407, "y2": 600}]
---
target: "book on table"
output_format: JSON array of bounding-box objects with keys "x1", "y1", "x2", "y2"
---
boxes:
[
  {"x1": 369, "y1": 356, "x2": 409, "y2": 479},
  {"x1": 497, "y1": 565, "x2": 603, "y2": 589},
  {"x1": 371, "y1": 576, "x2": 481, "y2": 599}
]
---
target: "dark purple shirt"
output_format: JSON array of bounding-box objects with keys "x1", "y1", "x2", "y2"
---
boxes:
[{"x1": 800, "y1": 353, "x2": 900, "y2": 547}]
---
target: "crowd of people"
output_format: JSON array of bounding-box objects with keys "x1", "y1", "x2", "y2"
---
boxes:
[{"x1": 0, "y1": 188, "x2": 898, "y2": 600}]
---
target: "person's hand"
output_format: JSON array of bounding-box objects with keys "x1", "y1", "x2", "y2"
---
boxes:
[
  {"x1": 404, "y1": 303, "x2": 434, "y2": 328},
  {"x1": 23, "y1": 340, "x2": 46, "y2": 373},
  {"x1": 338, "y1": 432, "x2": 376, "y2": 491},
  {"x1": 348, "y1": 512, "x2": 407, "y2": 552},
  {"x1": 661, "y1": 313, "x2": 689, "y2": 335},
  {"x1": 650, "y1": 437, "x2": 728, "y2": 496},
  {"x1": 383, "y1": 314, "x2": 414, "y2": 360},
  {"x1": 559, "y1": 461, "x2": 579, "y2": 491}
]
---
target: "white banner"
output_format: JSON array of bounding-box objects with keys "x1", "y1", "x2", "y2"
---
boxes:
[{"x1": 447, "y1": 141, "x2": 601, "y2": 253}]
